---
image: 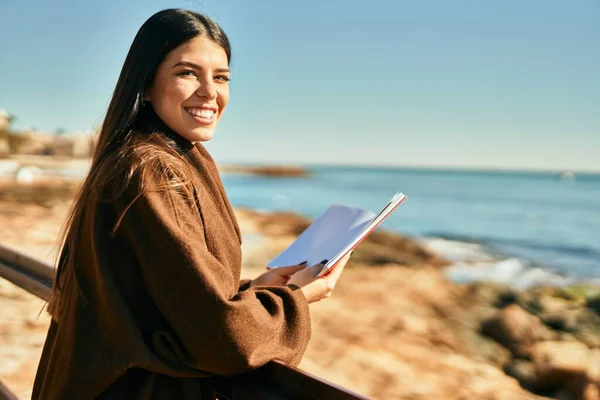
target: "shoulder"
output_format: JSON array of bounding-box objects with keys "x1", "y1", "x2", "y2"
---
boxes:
[
  {"x1": 94, "y1": 132, "x2": 196, "y2": 202},
  {"x1": 89, "y1": 133, "x2": 203, "y2": 238},
  {"x1": 97, "y1": 133, "x2": 203, "y2": 235}
]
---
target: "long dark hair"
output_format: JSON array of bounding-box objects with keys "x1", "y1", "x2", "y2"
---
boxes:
[{"x1": 47, "y1": 9, "x2": 231, "y2": 319}]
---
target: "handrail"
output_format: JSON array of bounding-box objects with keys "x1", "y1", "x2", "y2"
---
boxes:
[
  {"x1": 0, "y1": 243, "x2": 369, "y2": 400},
  {"x1": 0, "y1": 379, "x2": 19, "y2": 400}
]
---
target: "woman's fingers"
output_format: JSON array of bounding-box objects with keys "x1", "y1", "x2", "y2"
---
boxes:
[
  {"x1": 301, "y1": 264, "x2": 325, "y2": 280},
  {"x1": 267, "y1": 260, "x2": 306, "y2": 270},
  {"x1": 292, "y1": 254, "x2": 353, "y2": 303},
  {"x1": 275, "y1": 262, "x2": 308, "y2": 276},
  {"x1": 330, "y1": 252, "x2": 351, "y2": 279},
  {"x1": 287, "y1": 263, "x2": 326, "y2": 288},
  {"x1": 319, "y1": 251, "x2": 351, "y2": 280}
]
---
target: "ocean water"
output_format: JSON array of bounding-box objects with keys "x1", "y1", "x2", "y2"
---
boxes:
[
  {"x1": 2, "y1": 161, "x2": 598, "y2": 288},
  {"x1": 222, "y1": 167, "x2": 600, "y2": 288}
]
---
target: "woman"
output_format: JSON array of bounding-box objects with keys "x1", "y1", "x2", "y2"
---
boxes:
[{"x1": 33, "y1": 9, "x2": 350, "y2": 399}]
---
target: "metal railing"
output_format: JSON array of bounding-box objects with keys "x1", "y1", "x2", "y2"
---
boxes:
[
  {"x1": 0, "y1": 379, "x2": 19, "y2": 400},
  {"x1": 0, "y1": 243, "x2": 368, "y2": 400}
]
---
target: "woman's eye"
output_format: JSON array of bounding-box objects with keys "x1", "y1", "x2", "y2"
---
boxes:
[
  {"x1": 215, "y1": 75, "x2": 230, "y2": 83},
  {"x1": 176, "y1": 70, "x2": 196, "y2": 77}
]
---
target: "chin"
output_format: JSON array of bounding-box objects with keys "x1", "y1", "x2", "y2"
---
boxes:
[{"x1": 184, "y1": 127, "x2": 216, "y2": 143}]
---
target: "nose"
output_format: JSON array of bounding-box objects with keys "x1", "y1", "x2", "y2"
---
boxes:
[{"x1": 195, "y1": 78, "x2": 217, "y2": 100}]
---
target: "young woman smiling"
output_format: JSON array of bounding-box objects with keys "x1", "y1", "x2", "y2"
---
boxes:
[{"x1": 33, "y1": 9, "x2": 350, "y2": 400}]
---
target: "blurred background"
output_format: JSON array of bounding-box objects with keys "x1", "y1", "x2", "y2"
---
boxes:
[{"x1": 0, "y1": 0, "x2": 599, "y2": 399}]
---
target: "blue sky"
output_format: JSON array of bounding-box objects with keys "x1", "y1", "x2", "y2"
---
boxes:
[{"x1": 0, "y1": 0, "x2": 598, "y2": 171}]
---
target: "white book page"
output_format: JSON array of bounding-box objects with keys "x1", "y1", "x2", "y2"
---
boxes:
[
  {"x1": 267, "y1": 204, "x2": 375, "y2": 268},
  {"x1": 317, "y1": 192, "x2": 407, "y2": 276}
]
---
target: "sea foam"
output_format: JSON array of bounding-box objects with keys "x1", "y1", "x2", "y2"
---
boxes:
[{"x1": 421, "y1": 237, "x2": 583, "y2": 289}]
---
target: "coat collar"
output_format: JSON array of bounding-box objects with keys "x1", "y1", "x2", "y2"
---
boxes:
[{"x1": 134, "y1": 105, "x2": 195, "y2": 155}]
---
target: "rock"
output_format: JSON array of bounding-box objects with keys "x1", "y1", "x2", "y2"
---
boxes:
[
  {"x1": 538, "y1": 294, "x2": 578, "y2": 314},
  {"x1": 540, "y1": 310, "x2": 580, "y2": 333},
  {"x1": 556, "y1": 375, "x2": 597, "y2": 400},
  {"x1": 236, "y1": 208, "x2": 311, "y2": 237},
  {"x1": 494, "y1": 288, "x2": 521, "y2": 308},
  {"x1": 220, "y1": 164, "x2": 312, "y2": 177},
  {"x1": 463, "y1": 281, "x2": 513, "y2": 308},
  {"x1": 460, "y1": 329, "x2": 513, "y2": 367},
  {"x1": 546, "y1": 308, "x2": 600, "y2": 348},
  {"x1": 504, "y1": 359, "x2": 538, "y2": 392},
  {"x1": 532, "y1": 341, "x2": 590, "y2": 391},
  {"x1": 588, "y1": 295, "x2": 600, "y2": 315},
  {"x1": 590, "y1": 350, "x2": 600, "y2": 380},
  {"x1": 351, "y1": 229, "x2": 450, "y2": 267},
  {"x1": 0, "y1": 180, "x2": 78, "y2": 206},
  {"x1": 549, "y1": 347, "x2": 600, "y2": 399},
  {"x1": 492, "y1": 287, "x2": 550, "y2": 316},
  {"x1": 481, "y1": 304, "x2": 555, "y2": 357}
]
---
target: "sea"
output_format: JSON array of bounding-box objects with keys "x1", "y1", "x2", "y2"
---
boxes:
[
  {"x1": 2, "y1": 161, "x2": 598, "y2": 289},
  {"x1": 221, "y1": 166, "x2": 600, "y2": 289}
]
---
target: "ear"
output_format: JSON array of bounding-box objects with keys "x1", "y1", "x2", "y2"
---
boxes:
[{"x1": 143, "y1": 88, "x2": 152, "y2": 102}]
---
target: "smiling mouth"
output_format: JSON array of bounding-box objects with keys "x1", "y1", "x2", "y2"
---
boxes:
[{"x1": 185, "y1": 107, "x2": 216, "y2": 124}]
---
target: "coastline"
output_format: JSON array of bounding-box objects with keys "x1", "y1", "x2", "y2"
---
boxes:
[
  {"x1": 2, "y1": 156, "x2": 599, "y2": 286},
  {"x1": 0, "y1": 156, "x2": 312, "y2": 179},
  {"x1": 0, "y1": 181, "x2": 599, "y2": 399}
]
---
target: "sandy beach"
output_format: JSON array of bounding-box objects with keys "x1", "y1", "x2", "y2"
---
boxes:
[{"x1": 1, "y1": 180, "x2": 599, "y2": 399}]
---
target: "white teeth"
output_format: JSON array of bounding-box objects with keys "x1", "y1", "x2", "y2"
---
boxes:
[{"x1": 186, "y1": 108, "x2": 215, "y2": 118}]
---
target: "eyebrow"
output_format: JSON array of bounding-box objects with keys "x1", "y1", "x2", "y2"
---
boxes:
[{"x1": 172, "y1": 61, "x2": 230, "y2": 73}]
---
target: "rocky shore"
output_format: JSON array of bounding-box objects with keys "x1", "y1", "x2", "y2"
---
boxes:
[
  {"x1": 0, "y1": 156, "x2": 312, "y2": 180},
  {"x1": 0, "y1": 181, "x2": 598, "y2": 399},
  {"x1": 220, "y1": 164, "x2": 312, "y2": 177}
]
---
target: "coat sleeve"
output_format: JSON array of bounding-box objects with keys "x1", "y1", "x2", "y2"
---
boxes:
[
  {"x1": 115, "y1": 186, "x2": 311, "y2": 376},
  {"x1": 238, "y1": 279, "x2": 253, "y2": 292}
]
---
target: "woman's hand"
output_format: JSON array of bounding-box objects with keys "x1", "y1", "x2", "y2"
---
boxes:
[
  {"x1": 249, "y1": 262, "x2": 308, "y2": 287},
  {"x1": 288, "y1": 251, "x2": 352, "y2": 303}
]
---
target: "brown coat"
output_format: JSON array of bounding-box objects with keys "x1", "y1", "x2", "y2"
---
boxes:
[{"x1": 32, "y1": 135, "x2": 311, "y2": 399}]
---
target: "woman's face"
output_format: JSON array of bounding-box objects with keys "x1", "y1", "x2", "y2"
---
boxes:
[{"x1": 147, "y1": 36, "x2": 230, "y2": 143}]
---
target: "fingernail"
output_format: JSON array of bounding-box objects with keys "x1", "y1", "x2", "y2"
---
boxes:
[
  {"x1": 314, "y1": 265, "x2": 325, "y2": 277},
  {"x1": 321, "y1": 259, "x2": 329, "y2": 264}
]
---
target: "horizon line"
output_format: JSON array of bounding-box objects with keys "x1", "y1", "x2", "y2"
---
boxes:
[{"x1": 216, "y1": 160, "x2": 600, "y2": 175}]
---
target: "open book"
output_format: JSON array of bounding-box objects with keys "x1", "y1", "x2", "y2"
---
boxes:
[{"x1": 267, "y1": 192, "x2": 407, "y2": 277}]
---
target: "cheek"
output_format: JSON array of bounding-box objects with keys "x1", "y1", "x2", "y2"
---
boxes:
[
  {"x1": 164, "y1": 81, "x2": 193, "y2": 105},
  {"x1": 153, "y1": 79, "x2": 194, "y2": 111}
]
